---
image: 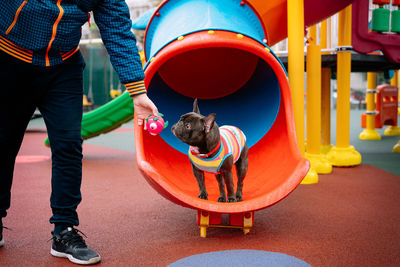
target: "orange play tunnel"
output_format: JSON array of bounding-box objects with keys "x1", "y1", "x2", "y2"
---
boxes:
[
  {"x1": 135, "y1": 27, "x2": 309, "y2": 213},
  {"x1": 132, "y1": 0, "x2": 362, "y2": 215}
]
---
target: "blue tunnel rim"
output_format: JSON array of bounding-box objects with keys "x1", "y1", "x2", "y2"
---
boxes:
[{"x1": 143, "y1": 0, "x2": 268, "y2": 62}]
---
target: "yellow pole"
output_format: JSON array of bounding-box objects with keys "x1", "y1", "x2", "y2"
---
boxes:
[
  {"x1": 397, "y1": 70, "x2": 400, "y2": 115},
  {"x1": 391, "y1": 70, "x2": 398, "y2": 86},
  {"x1": 384, "y1": 70, "x2": 400, "y2": 135},
  {"x1": 309, "y1": 24, "x2": 317, "y2": 44},
  {"x1": 327, "y1": 5, "x2": 362, "y2": 166},
  {"x1": 336, "y1": 8, "x2": 351, "y2": 148},
  {"x1": 305, "y1": 25, "x2": 332, "y2": 174},
  {"x1": 287, "y1": 0, "x2": 318, "y2": 184},
  {"x1": 328, "y1": 17, "x2": 332, "y2": 49},
  {"x1": 321, "y1": 68, "x2": 332, "y2": 154},
  {"x1": 320, "y1": 18, "x2": 332, "y2": 154},
  {"x1": 392, "y1": 70, "x2": 400, "y2": 151},
  {"x1": 359, "y1": 73, "x2": 381, "y2": 140},
  {"x1": 393, "y1": 141, "x2": 400, "y2": 152},
  {"x1": 320, "y1": 19, "x2": 329, "y2": 54},
  {"x1": 287, "y1": 0, "x2": 305, "y2": 154},
  {"x1": 321, "y1": 21, "x2": 327, "y2": 49}
]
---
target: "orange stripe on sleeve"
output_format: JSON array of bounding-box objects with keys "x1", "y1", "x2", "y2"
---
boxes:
[
  {"x1": 0, "y1": 41, "x2": 32, "y2": 62},
  {"x1": 0, "y1": 44, "x2": 32, "y2": 63},
  {"x1": 0, "y1": 36, "x2": 32, "y2": 56},
  {"x1": 61, "y1": 46, "x2": 79, "y2": 60},
  {"x1": 125, "y1": 80, "x2": 146, "y2": 96}
]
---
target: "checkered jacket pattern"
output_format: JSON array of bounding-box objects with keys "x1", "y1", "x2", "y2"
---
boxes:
[{"x1": 0, "y1": 0, "x2": 146, "y2": 96}]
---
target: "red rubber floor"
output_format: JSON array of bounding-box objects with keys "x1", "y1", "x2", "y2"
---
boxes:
[{"x1": 0, "y1": 130, "x2": 399, "y2": 266}]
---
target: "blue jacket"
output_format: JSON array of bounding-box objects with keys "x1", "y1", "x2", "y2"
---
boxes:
[{"x1": 0, "y1": 0, "x2": 146, "y2": 96}]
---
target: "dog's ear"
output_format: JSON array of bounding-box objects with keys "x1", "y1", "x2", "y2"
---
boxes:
[
  {"x1": 203, "y1": 113, "x2": 216, "y2": 133},
  {"x1": 193, "y1": 98, "x2": 200, "y2": 114}
]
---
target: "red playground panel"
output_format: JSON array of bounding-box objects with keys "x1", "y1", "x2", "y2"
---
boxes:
[{"x1": 362, "y1": 84, "x2": 399, "y2": 128}]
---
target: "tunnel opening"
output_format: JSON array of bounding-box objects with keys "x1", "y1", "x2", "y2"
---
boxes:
[{"x1": 147, "y1": 46, "x2": 281, "y2": 154}]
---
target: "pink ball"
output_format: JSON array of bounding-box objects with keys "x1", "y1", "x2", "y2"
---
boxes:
[{"x1": 146, "y1": 115, "x2": 165, "y2": 135}]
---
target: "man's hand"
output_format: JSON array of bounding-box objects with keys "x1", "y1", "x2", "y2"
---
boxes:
[{"x1": 132, "y1": 93, "x2": 159, "y2": 130}]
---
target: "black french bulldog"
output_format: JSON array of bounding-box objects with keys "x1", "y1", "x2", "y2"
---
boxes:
[{"x1": 171, "y1": 99, "x2": 248, "y2": 202}]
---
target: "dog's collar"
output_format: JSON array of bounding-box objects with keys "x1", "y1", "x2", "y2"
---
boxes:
[{"x1": 190, "y1": 138, "x2": 221, "y2": 158}]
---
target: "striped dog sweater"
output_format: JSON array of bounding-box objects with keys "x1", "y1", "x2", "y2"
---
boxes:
[{"x1": 189, "y1": 126, "x2": 246, "y2": 173}]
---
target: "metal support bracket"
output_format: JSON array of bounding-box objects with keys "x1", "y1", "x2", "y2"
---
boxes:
[{"x1": 336, "y1": 46, "x2": 353, "y2": 52}]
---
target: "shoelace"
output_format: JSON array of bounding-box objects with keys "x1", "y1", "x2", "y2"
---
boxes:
[
  {"x1": 1, "y1": 226, "x2": 11, "y2": 240},
  {"x1": 48, "y1": 228, "x2": 88, "y2": 248},
  {"x1": 1, "y1": 226, "x2": 12, "y2": 233}
]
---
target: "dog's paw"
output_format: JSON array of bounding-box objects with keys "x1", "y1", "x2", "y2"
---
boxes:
[
  {"x1": 217, "y1": 196, "x2": 226, "y2": 202},
  {"x1": 227, "y1": 197, "x2": 236, "y2": 202},
  {"x1": 236, "y1": 194, "x2": 243, "y2": 202},
  {"x1": 198, "y1": 192, "x2": 208, "y2": 200}
]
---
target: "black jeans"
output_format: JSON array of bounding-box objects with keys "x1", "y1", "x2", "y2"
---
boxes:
[{"x1": 0, "y1": 51, "x2": 85, "y2": 226}]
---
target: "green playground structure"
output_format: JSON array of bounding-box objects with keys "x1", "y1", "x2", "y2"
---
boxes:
[{"x1": 44, "y1": 92, "x2": 134, "y2": 146}]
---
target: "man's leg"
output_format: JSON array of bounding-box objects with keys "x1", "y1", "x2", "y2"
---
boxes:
[
  {"x1": 35, "y1": 53, "x2": 100, "y2": 264},
  {"x1": 35, "y1": 53, "x2": 85, "y2": 229},
  {"x1": 0, "y1": 52, "x2": 37, "y2": 239}
]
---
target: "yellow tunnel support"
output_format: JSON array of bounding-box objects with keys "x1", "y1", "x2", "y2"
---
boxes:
[
  {"x1": 199, "y1": 211, "x2": 209, "y2": 238},
  {"x1": 327, "y1": 5, "x2": 362, "y2": 166}
]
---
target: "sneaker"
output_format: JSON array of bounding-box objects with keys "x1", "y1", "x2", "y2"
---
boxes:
[
  {"x1": 50, "y1": 227, "x2": 101, "y2": 265},
  {"x1": 0, "y1": 226, "x2": 9, "y2": 248}
]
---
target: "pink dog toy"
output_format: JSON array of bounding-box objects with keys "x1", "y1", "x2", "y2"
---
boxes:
[{"x1": 145, "y1": 113, "x2": 169, "y2": 135}]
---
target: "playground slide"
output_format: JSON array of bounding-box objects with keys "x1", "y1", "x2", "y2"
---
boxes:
[{"x1": 134, "y1": 0, "x2": 353, "y2": 216}]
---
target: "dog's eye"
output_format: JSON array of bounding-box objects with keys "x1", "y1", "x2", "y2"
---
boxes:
[{"x1": 185, "y1": 123, "x2": 191, "y2": 130}]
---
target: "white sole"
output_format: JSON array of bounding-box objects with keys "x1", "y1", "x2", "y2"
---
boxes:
[
  {"x1": 51, "y1": 248, "x2": 101, "y2": 265},
  {"x1": 0, "y1": 237, "x2": 4, "y2": 247}
]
